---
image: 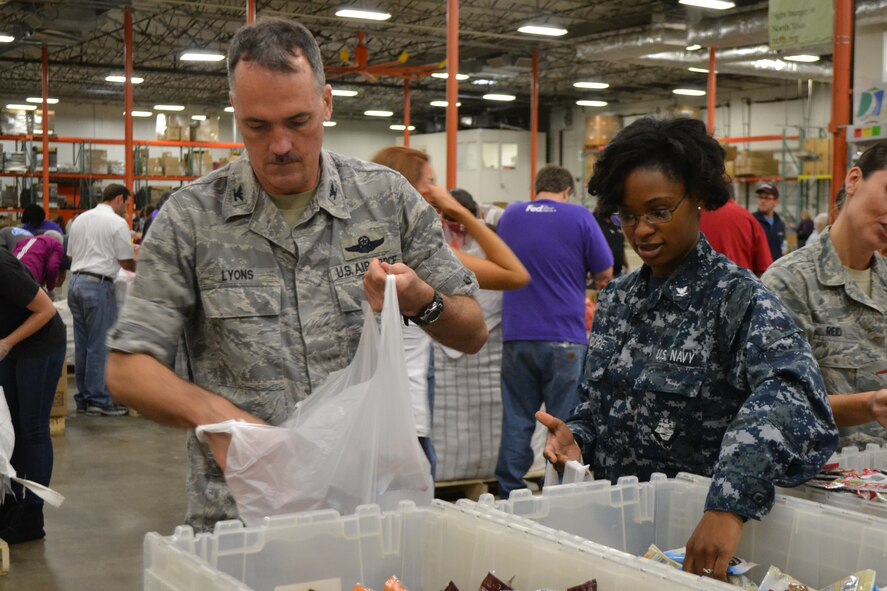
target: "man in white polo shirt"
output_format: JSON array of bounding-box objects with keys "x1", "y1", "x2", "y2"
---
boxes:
[{"x1": 67, "y1": 184, "x2": 135, "y2": 416}]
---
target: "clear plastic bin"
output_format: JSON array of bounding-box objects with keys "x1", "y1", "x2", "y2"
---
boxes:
[
  {"x1": 144, "y1": 499, "x2": 735, "y2": 591},
  {"x1": 478, "y1": 472, "x2": 887, "y2": 588}
]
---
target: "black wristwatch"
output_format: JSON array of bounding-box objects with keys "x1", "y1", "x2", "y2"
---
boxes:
[{"x1": 405, "y1": 291, "x2": 445, "y2": 326}]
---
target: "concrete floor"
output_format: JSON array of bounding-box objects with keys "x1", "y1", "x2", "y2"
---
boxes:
[{"x1": 0, "y1": 374, "x2": 189, "y2": 591}]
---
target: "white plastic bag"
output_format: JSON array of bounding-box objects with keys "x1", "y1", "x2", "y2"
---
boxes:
[
  {"x1": 196, "y1": 275, "x2": 432, "y2": 525},
  {"x1": 0, "y1": 387, "x2": 65, "y2": 507}
]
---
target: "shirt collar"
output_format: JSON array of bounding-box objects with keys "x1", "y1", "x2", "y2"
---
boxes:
[
  {"x1": 815, "y1": 227, "x2": 887, "y2": 313},
  {"x1": 222, "y1": 150, "x2": 349, "y2": 222},
  {"x1": 635, "y1": 234, "x2": 713, "y2": 311}
]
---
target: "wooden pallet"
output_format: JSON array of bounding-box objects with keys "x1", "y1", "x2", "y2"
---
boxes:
[
  {"x1": 0, "y1": 538, "x2": 8, "y2": 575},
  {"x1": 434, "y1": 470, "x2": 546, "y2": 502},
  {"x1": 49, "y1": 416, "x2": 65, "y2": 437}
]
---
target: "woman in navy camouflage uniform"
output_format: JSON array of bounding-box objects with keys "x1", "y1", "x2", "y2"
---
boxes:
[{"x1": 537, "y1": 117, "x2": 838, "y2": 581}]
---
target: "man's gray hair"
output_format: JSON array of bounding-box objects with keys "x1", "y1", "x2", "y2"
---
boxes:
[
  {"x1": 227, "y1": 17, "x2": 326, "y2": 93},
  {"x1": 535, "y1": 165, "x2": 575, "y2": 196}
]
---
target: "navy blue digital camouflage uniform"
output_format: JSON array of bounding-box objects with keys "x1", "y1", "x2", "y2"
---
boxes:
[{"x1": 567, "y1": 236, "x2": 839, "y2": 520}]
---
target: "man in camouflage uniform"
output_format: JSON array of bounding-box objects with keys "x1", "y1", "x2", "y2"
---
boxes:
[
  {"x1": 543, "y1": 236, "x2": 838, "y2": 524},
  {"x1": 764, "y1": 230, "x2": 887, "y2": 448},
  {"x1": 106, "y1": 18, "x2": 486, "y2": 531}
]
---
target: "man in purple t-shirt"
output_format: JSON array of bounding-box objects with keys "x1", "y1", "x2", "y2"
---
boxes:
[{"x1": 495, "y1": 165, "x2": 613, "y2": 496}]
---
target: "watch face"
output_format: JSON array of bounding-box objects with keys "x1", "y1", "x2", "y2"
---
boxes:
[{"x1": 417, "y1": 292, "x2": 444, "y2": 325}]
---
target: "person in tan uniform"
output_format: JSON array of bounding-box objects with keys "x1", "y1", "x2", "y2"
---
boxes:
[
  {"x1": 764, "y1": 141, "x2": 887, "y2": 448},
  {"x1": 105, "y1": 17, "x2": 486, "y2": 531}
]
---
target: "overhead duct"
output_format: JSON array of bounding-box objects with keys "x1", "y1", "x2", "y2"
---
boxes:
[
  {"x1": 686, "y1": 9, "x2": 768, "y2": 49},
  {"x1": 576, "y1": 22, "x2": 687, "y2": 61},
  {"x1": 857, "y1": 0, "x2": 887, "y2": 25},
  {"x1": 643, "y1": 45, "x2": 775, "y2": 65},
  {"x1": 632, "y1": 53, "x2": 832, "y2": 82}
]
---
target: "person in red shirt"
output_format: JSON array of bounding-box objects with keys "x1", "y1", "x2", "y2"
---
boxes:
[{"x1": 700, "y1": 198, "x2": 773, "y2": 276}]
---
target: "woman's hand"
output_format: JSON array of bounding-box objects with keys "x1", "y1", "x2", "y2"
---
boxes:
[
  {"x1": 0, "y1": 339, "x2": 10, "y2": 361},
  {"x1": 682, "y1": 510, "x2": 744, "y2": 580},
  {"x1": 535, "y1": 411, "x2": 582, "y2": 471},
  {"x1": 421, "y1": 184, "x2": 472, "y2": 222}
]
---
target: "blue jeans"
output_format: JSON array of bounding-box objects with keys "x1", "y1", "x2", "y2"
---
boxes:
[
  {"x1": 0, "y1": 346, "x2": 65, "y2": 506},
  {"x1": 496, "y1": 340, "x2": 586, "y2": 497},
  {"x1": 68, "y1": 274, "x2": 118, "y2": 409}
]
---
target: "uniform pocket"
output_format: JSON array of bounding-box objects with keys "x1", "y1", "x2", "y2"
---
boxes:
[
  {"x1": 200, "y1": 283, "x2": 283, "y2": 391},
  {"x1": 332, "y1": 278, "x2": 366, "y2": 314},
  {"x1": 634, "y1": 364, "x2": 705, "y2": 463}
]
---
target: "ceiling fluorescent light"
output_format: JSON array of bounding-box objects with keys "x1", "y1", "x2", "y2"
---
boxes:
[
  {"x1": 784, "y1": 54, "x2": 820, "y2": 62},
  {"x1": 335, "y1": 8, "x2": 391, "y2": 21},
  {"x1": 6, "y1": 104, "x2": 37, "y2": 111},
  {"x1": 0, "y1": 35, "x2": 14, "y2": 43},
  {"x1": 224, "y1": 106, "x2": 234, "y2": 113},
  {"x1": 686, "y1": 44, "x2": 702, "y2": 51},
  {"x1": 673, "y1": 88, "x2": 707, "y2": 96},
  {"x1": 26, "y1": 97, "x2": 59, "y2": 104},
  {"x1": 154, "y1": 104, "x2": 186, "y2": 111},
  {"x1": 483, "y1": 93, "x2": 516, "y2": 101},
  {"x1": 576, "y1": 100, "x2": 608, "y2": 107},
  {"x1": 364, "y1": 110, "x2": 393, "y2": 117},
  {"x1": 124, "y1": 111, "x2": 154, "y2": 117},
  {"x1": 390, "y1": 124, "x2": 416, "y2": 131},
  {"x1": 106, "y1": 75, "x2": 144, "y2": 84},
  {"x1": 688, "y1": 67, "x2": 712, "y2": 73},
  {"x1": 472, "y1": 79, "x2": 496, "y2": 86},
  {"x1": 323, "y1": 121, "x2": 337, "y2": 127},
  {"x1": 430, "y1": 72, "x2": 470, "y2": 80},
  {"x1": 191, "y1": 115, "x2": 207, "y2": 121},
  {"x1": 518, "y1": 24, "x2": 568, "y2": 36},
  {"x1": 679, "y1": 0, "x2": 735, "y2": 9},
  {"x1": 574, "y1": 81, "x2": 609, "y2": 90},
  {"x1": 180, "y1": 51, "x2": 225, "y2": 62},
  {"x1": 331, "y1": 89, "x2": 359, "y2": 97},
  {"x1": 430, "y1": 100, "x2": 461, "y2": 107}
]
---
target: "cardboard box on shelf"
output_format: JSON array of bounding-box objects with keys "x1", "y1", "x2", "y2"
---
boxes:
[
  {"x1": 2, "y1": 151, "x2": 27, "y2": 173},
  {"x1": 190, "y1": 117, "x2": 220, "y2": 142},
  {"x1": 32, "y1": 146, "x2": 58, "y2": 172},
  {"x1": 724, "y1": 160, "x2": 735, "y2": 178},
  {"x1": 33, "y1": 110, "x2": 55, "y2": 135},
  {"x1": 160, "y1": 153, "x2": 184, "y2": 176},
  {"x1": 734, "y1": 150, "x2": 779, "y2": 177},
  {"x1": 0, "y1": 109, "x2": 29, "y2": 135},
  {"x1": 584, "y1": 115, "x2": 621, "y2": 149},
  {"x1": 51, "y1": 364, "x2": 68, "y2": 418},
  {"x1": 801, "y1": 137, "x2": 832, "y2": 176},
  {"x1": 146, "y1": 157, "x2": 163, "y2": 176},
  {"x1": 34, "y1": 183, "x2": 59, "y2": 204},
  {"x1": 163, "y1": 126, "x2": 184, "y2": 141},
  {"x1": 84, "y1": 149, "x2": 108, "y2": 175},
  {"x1": 722, "y1": 145, "x2": 738, "y2": 162},
  {"x1": 0, "y1": 186, "x2": 18, "y2": 207}
]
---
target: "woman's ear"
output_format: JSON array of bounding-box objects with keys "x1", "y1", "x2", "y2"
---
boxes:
[{"x1": 844, "y1": 167, "x2": 862, "y2": 198}]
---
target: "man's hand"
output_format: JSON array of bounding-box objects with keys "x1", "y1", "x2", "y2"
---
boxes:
[
  {"x1": 682, "y1": 510, "x2": 744, "y2": 581},
  {"x1": 535, "y1": 411, "x2": 582, "y2": 471},
  {"x1": 868, "y1": 389, "x2": 887, "y2": 428},
  {"x1": 362, "y1": 258, "x2": 435, "y2": 317},
  {"x1": 201, "y1": 411, "x2": 266, "y2": 472},
  {"x1": 0, "y1": 339, "x2": 10, "y2": 361}
]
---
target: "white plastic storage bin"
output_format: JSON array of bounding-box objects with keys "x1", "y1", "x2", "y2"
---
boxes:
[
  {"x1": 144, "y1": 500, "x2": 735, "y2": 591},
  {"x1": 481, "y1": 472, "x2": 887, "y2": 588},
  {"x1": 777, "y1": 444, "x2": 887, "y2": 519}
]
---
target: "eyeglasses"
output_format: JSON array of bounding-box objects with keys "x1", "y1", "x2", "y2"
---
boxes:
[
  {"x1": 612, "y1": 195, "x2": 688, "y2": 228},
  {"x1": 757, "y1": 193, "x2": 778, "y2": 200}
]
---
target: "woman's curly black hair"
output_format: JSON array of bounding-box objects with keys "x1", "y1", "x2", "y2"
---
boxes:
[{"x1": 588, "y1": 117, "x2": 730, "y2": 217}]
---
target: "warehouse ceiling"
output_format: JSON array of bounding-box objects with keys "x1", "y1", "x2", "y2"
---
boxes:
[{"x1": 0, "y1": 0, "x2": 841, "y2": 132}]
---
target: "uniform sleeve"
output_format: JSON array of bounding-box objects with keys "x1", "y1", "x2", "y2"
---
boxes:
[
  {"x1": 107, "y1": 199, "x2": 197, "y2": 367},
  {"x1": 761, "y1": 262, "x2": 814, "y2": 342},
  {"x1": 584, "y1": 214, "x2": 614, "y2": 275},
  {"x1": 113, "y1": 219, "x2": 135, "y2": 261},
  {"x1": 565, "y1": 281, "x2": 619, "y2": 458},
  {"x1": 396, "y1": 176, "x2": 479, "y2": 297},
  {"x1": 704, "y1": 286, "x2": 838, "y2": 520}
]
